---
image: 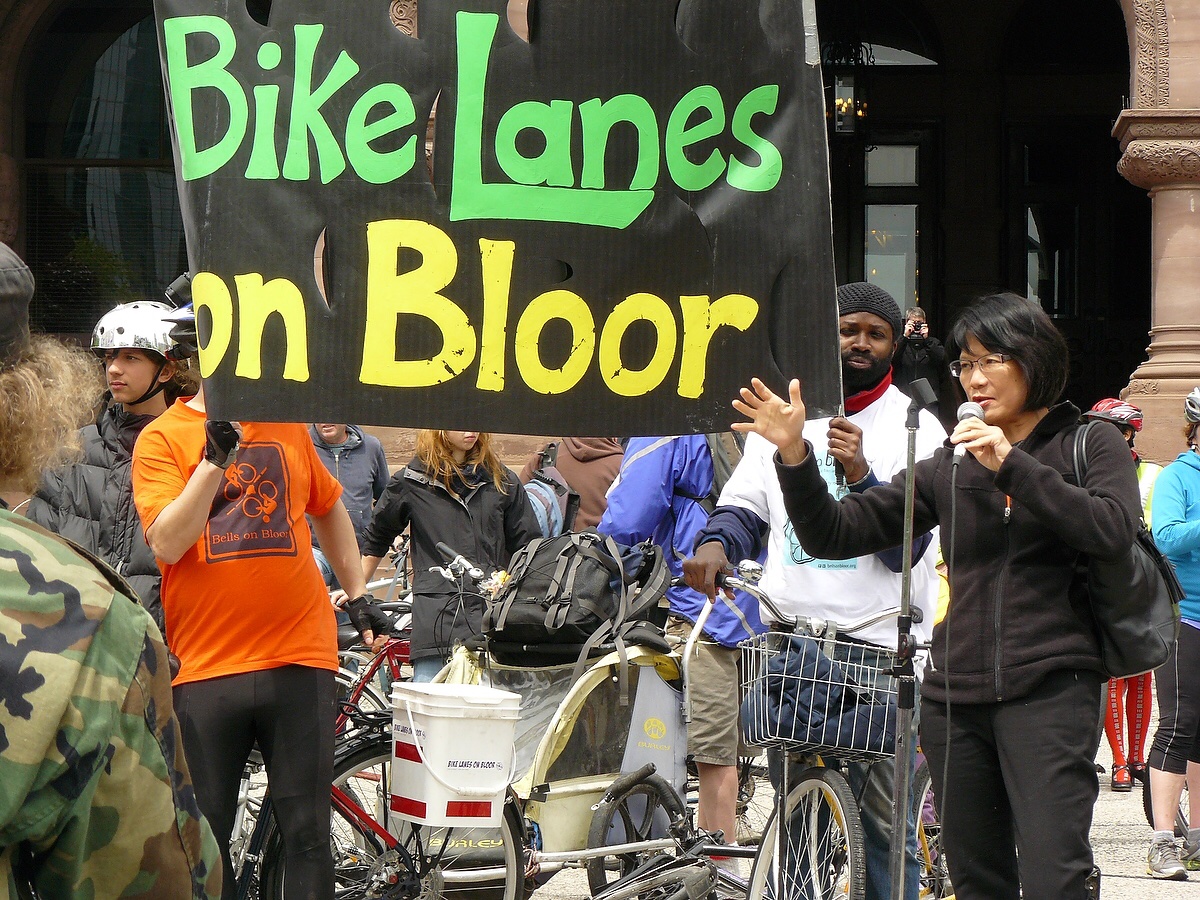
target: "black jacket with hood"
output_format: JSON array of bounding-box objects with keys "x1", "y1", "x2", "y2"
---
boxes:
[
  {"x1": 361, "y1": 458, "x2": 541, "y2": 661},
  {"x1": 26, "y1": 403, "x2": 165, "y2": 634},
  {"x1": 774, "y1": 402, "x2": 1141, "y2": 705}
]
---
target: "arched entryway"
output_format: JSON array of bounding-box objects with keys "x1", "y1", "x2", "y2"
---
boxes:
[{"x1": 818, "y1": 0, "x2": 1149, "y2": 409}]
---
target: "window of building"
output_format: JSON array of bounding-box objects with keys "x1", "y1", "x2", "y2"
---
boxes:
[{"x1": 22, "y1": 2, "x2": 185, "y2": 335}]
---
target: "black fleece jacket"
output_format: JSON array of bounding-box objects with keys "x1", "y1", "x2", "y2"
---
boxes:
[{"x1": 774, "y1": 402, "x2": 1141, "y2": 705}]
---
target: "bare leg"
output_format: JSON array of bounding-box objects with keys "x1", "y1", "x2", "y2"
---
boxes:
[
  {"x1": 1151, "y1": 766, "x2": 1188, "y2": 832},
  {"x1": 696, "y1": 762, "x2": 739, "y2": 846}
]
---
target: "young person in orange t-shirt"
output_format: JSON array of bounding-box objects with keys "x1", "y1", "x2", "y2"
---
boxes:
[{"x1": 131, "y1": 297, "x2": 385, "y2": 900}]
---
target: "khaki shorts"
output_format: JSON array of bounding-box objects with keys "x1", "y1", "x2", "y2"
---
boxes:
[{"x1": 667, "y1": 616, "x2": 742, "y2": 767}]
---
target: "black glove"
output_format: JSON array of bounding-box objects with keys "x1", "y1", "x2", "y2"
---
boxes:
[
  {"x1": 204, "y1": 420, "x2": 239, "y2": 468},
  {"x1": 345, "y1": 594, "x2": 392, "y2": 641}
]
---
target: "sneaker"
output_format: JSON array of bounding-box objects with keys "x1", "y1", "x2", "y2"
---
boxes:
[
  {"x1": 1184, "y1": 839, "x2": 1200, "y2": 872},
  {"x1": 1149, "y1": 837, "x2": 1189, "y2": 880}
]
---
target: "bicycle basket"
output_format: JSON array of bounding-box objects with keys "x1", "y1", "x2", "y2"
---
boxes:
[{"x1": 739, "y1": 631, "x2": 898, "y2": 762}]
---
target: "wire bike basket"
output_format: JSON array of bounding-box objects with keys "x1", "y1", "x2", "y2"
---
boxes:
[{"x1": 740, "y1": 631, "x2": 899, "y2": 763}]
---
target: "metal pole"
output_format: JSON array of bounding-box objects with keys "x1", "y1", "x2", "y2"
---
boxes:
[{"x1": 888, "y1": 377, "x2": 935, "y2": 900}]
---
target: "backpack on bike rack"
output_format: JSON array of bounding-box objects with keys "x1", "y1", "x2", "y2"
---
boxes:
[{"x1": 482, "y1": 530, "x2": 670, "y2": 696}]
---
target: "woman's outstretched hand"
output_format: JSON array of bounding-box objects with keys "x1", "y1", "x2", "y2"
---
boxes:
[{"x1": 732, "y1": 377, "x2": 809, "y2": 464}]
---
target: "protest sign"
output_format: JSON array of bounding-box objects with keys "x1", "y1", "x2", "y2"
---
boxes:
[{"x1": 153, "y1": 0, "x2": 841, "y2": 432}]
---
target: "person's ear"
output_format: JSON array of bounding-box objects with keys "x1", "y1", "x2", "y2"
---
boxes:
[{"x1": 157, "y1": 359, "x2": 176, "y2": 384}]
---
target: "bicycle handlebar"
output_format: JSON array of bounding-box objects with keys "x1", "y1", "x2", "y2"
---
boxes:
[
  {"x1": 682, "y1": 559, "x2": 922, "y2": 640},
  {"x1": 433, "y1": 542, "x2": 485, "y2": 583}
]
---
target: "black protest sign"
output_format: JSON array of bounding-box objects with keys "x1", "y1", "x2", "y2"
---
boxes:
[{"x1": 153, "y1": 0, "x2": 841, "y2": 432}]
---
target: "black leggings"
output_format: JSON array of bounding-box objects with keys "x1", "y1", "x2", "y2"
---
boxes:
[
  {"x1": 174, "y1": 665, "x2": 336, "y2": 900},
  {"x1": 1149, "y1": 622, "x2": 1200, "y2": 774}
]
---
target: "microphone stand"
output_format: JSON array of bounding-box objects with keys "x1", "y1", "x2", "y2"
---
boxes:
[{"x1": 888, "y1": 377, "x2": 937, "y2": 900}]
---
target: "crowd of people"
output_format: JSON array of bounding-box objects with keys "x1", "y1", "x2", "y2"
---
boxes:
[{"x1": 3, "y1": 233, "x2": 1200, "y2": 900}]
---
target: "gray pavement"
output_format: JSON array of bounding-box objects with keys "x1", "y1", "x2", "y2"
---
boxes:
[
  {"x1": 1088, "y1": 739, "x2": 1200, "y2": 900},
  {"x1": 528, "y1": 740, "x2": 1200, "y2": 899}
]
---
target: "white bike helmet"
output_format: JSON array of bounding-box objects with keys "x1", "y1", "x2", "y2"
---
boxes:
[
  {"x1": 91, "y1": 300, "x2": 182, "y2": 406},
  {"x1": 1187, "y1": 387, "x2": 1200, "y2": 425},
  {"x1": 91, "y1": 300, "x2": 178, "y2": 359}
]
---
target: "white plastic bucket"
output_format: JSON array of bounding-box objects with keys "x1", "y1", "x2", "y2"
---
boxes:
[{"x1": 390, "y1": 682, "x2": 520, "y2": 827}]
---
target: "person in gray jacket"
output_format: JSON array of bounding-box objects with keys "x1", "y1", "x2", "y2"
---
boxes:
[
  {"x1": 25, "y1": 299, "x2": 195, "y2": 635},
  {"x1": 309, "y1": 423, "x2": 390, "y2": 587}
]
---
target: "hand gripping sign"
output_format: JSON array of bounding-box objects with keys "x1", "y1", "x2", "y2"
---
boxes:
[{"x1": 153, "y1": 0, "x2": 841, "y2": 433}]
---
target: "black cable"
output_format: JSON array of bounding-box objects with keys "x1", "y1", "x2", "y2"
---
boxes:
[{"x1": 940, "y1": 459, "x2": 958, "y2": 839}]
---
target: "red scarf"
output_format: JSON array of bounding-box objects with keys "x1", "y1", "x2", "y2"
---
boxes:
[{"x1": 844, "y1": 368, "x2": 893, "y2": 414}]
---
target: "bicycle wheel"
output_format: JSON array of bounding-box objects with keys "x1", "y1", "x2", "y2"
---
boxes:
[
  {"x1": 259, "y1": 732, "x2": 525, "y2": 900},
  {"x1": 585, "y1": 772, "x2": 687, "y2": 895},
  {"x1": 746, "y1": 765, "x2": 866, "y2": 900},
  {"x1": 735, "y1": 754, "x2": 772, "y2": 847},
  {"x1": 336, "y1": 666, "x2": 390, "y2": 715},
  {"x1": 911, "y1": 759, "x2": 951, "y2": 899},
  {"x1": 592, "y1": 853, "x2": 717, "y2": 900}
]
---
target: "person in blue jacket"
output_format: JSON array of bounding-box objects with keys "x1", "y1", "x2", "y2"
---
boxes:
[
  {"x1": 1147, "y1": 387, "x2": 1200, "y2": 879},
  {"x1": 309, "y1": 423, "x2": 390, "y2": 587},
  {"x1": 598, "y1": 435, "x2": 764, "y2": 849}
]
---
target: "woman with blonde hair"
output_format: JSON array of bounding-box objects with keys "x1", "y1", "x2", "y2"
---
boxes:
[{"x1": 359, "y1": 430, "x2": 541, "y2": 680}]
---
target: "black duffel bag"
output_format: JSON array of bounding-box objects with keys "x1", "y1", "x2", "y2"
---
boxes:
[{"x1": 483, "y1": 529, "x2": 669, "y2": 656}]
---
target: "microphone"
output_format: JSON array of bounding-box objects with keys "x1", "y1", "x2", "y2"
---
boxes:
[{"x1": 953, "y1": 401, "x2": 985, "y2": 462}]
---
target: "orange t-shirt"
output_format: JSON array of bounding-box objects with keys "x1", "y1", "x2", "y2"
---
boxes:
[{"x1": 132, "y1": 400, "x2": 342, "y2": 685}]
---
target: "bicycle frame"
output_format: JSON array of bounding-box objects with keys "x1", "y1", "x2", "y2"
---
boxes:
[{"x1": 336, "y1": 637, "x2": 410, "y2": 732}]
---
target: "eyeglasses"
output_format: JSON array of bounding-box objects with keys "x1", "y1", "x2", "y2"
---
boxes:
[{"x1": 950, "y1": 353, "x2": 1012, "y2": 379}]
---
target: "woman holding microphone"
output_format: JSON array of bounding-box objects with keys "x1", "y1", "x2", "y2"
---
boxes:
[{"x1": 731, "y1": 292, "x2": 1140, "y2": 900}]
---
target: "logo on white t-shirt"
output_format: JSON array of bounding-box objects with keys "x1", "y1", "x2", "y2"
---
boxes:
[{"x1": 783, "y1": 452, "x2": 856, "y2": 571}]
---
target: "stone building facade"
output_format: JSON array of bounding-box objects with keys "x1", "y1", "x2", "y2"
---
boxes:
[{"x1": 0, "y1": 0, "x2": 1196, "y2": 459}]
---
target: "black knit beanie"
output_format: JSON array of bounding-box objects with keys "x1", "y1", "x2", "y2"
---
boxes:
[{"x1": 836, "y1": 282, "x2": 902, "y2": 339}]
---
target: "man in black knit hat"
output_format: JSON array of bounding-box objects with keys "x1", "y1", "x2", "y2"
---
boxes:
[{"x1": 685, "y1": 281, "x2": 946, "y2": 900}]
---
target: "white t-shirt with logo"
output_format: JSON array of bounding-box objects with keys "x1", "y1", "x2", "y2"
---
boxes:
[{"x1": 719, "y1": 385, "x2": 945, "y2": 650}]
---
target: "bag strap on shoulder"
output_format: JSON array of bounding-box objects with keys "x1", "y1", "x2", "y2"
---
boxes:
[{"x1": 1072, "y1": 420, "x2": 1094, "y2": 485}]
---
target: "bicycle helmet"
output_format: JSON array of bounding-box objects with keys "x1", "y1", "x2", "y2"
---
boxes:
[
  {"x1": 1083, "y1": 398, "x2": 1143, "y2": 433},
  {"x1": 90, "y1": 300, "x2": 178, "y2": 359},
  {"x1": 1187, "y1": 387, "x2": 1200, "y2": 424},
  {"x1": 163, "y1": 303, "x2": 200, "y2": 360}
]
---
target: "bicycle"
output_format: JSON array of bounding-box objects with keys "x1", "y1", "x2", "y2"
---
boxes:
[
  {"x1": 240, "y1": 545, "x2": 526, "y2": 900},
  {"x1": 229, "y1": 587, "x2": 412, "y2": 898},
  {"x1": 911, "y1": 755, "x2": 951, "y2": 899},
  {"x1": 271, "y1": 547, "x2": 751, "y2": 900},
  {"x1": 725, "y1": 569, "x2": 925, "y2": 900}
]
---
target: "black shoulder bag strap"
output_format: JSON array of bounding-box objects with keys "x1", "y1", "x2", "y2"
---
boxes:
[{"x1": 1072, "y1": 420, "x2": 1094, "y2": 485}]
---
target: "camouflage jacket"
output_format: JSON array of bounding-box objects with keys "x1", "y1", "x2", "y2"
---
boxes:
[{"x1": 0, "y1": 509, "x2": 221, "y2": 898}]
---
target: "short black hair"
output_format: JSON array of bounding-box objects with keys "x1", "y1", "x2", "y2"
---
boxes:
[{"x1": 947, "y1": 292, "x2": 1069, "y2": 412}]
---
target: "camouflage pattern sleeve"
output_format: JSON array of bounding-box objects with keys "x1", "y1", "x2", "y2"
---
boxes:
[{"x1": 0, "y1": 510, "x2": 221, "y2": 898}]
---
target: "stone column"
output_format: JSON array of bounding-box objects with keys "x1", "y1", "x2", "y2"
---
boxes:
[{"x1": 1114, "y1": 109, "x2": 1200, "y2": 463}]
